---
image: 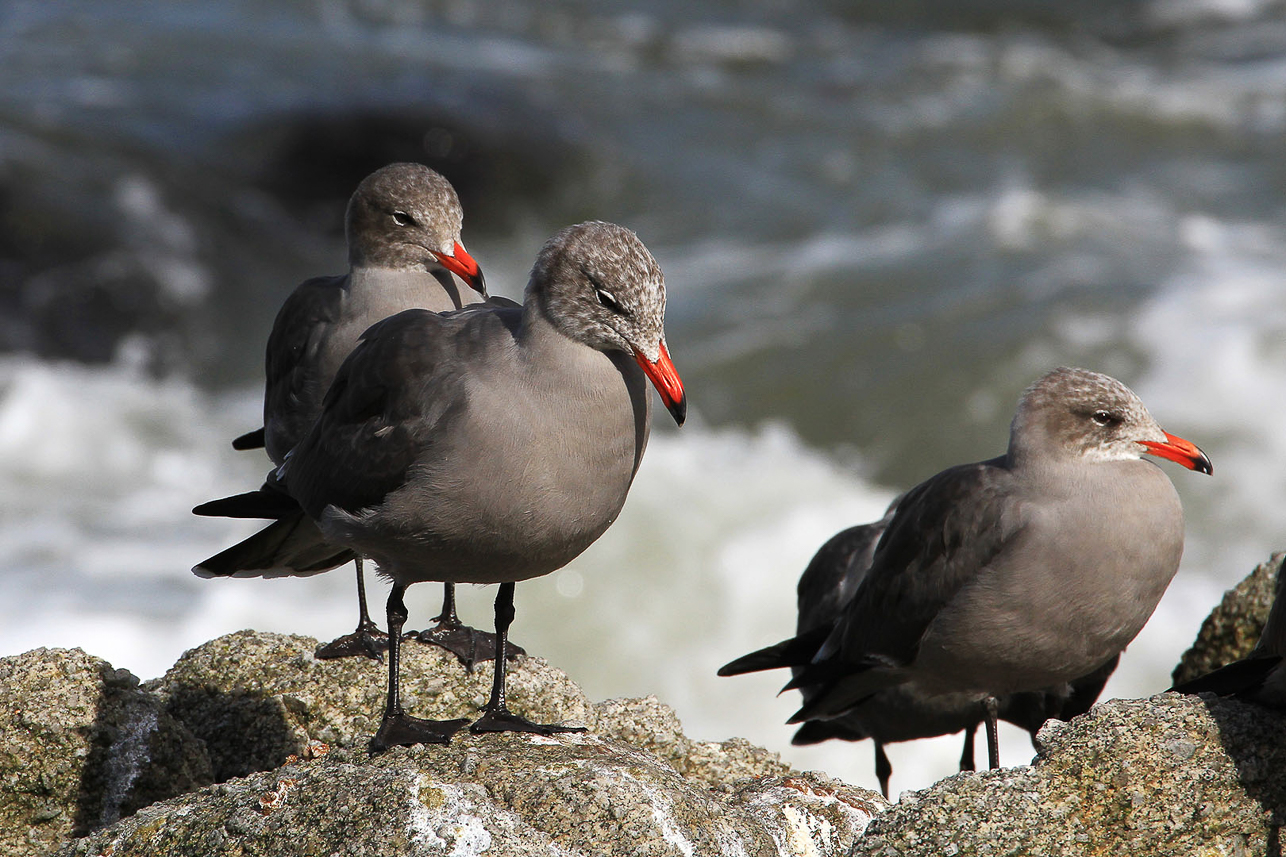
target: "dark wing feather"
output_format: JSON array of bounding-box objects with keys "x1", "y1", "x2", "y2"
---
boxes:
[
  {"x1": 262, "y1": 275, "x2": 346, "y2": 462},
  {"x1": 286, "y1": 306, "x2": 520, "y2": 519},
  {"x1": 838, "y1": 458, "x2": 1021, "y2": 664},
  {"x1": 788, "y1": 459, "x2": 1024, "y2": 717},
  {"x1": 796, "y1": 517, "x2": 891, "y2": 635},
  {"x1": 1171, "y1": 655, "x2": 1282, "y2": 697},
  {"x1": 717, "y1": 626, "x2": 832, "y2": 677},
  {"x1": 192, "y1": 511, "x2": 356, "y2": 578},
  {"x1": 192, "y1": 483, "x2": 299, "y2": 519}
]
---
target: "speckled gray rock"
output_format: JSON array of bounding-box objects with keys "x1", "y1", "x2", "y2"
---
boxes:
[
  {"x1": 33, "y1": 630, "x2": 880, "y2": 856},
  {"x1": 1173, "y1": 553, "x2": 1283, "y2": 686},
  {"x1": 852, "y1": 693, "x2": 1286, "y2": 856},
  {"x1": 146, "y1": 629, "x2": 596, "y2": 781},
  {"x1": 55, "y1": 726, "x2": 883, "y2": 857},
  {"x1": 0, "y1": 648, "x2": 212, "y2": 857}
]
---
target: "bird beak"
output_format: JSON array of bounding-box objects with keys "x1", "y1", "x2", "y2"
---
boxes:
[
  {"x1": 1140, "y1": 431, "x2": 1214, "y2": 475},
  {"x1": 635, "y1": 341, "x2": 687, "y2": 426},
  {"x1": 432, "y1": 241, "x2": 488, "y2": 298}
]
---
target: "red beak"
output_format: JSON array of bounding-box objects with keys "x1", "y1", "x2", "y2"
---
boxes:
[
  {"x1": 432, "y1": 241, "x2": 488, "y2": 297},
  {"x1": 634, "y1": 341, "x2": 687, "y2": 426},
  {"x1": 1140, "y1": 431, "x2": 1213, "y2": 475}
]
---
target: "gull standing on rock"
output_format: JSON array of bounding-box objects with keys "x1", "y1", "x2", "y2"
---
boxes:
[
  {"x1": 724, "y1": 501, "x2": 1118, "y2": 797},
  {"x1": 198, "y1": 221, "x2": 686, "y2": 751},
  {"x1": 721, "y1": 367, "x2": 1211, "y2": 773},
  {"x1": 194, "y1": 162, "x2": 495, "y2": 663}
]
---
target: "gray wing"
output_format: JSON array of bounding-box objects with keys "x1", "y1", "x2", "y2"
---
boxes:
[
  {"x1": 796, "y1": 506, "x2": 896, "y2": 636},
  {"x1": 285, "y1": 305, "x2": 520, "y2": 520},
  {"x1": 718, "y1": 507, "x2": 894, "y2": 678},
  {"x1": 262, "y1": 275, "x2": 346, "y2": 462},
  {"x1": 787, "y1": 459, "x2": 1025, "y2": 719}
]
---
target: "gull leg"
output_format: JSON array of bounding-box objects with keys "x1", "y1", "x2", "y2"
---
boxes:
[
  {"x1": 470, "y1": 583, "x2": 584, "y2": 736},
  {"x1": 369, "y1": 583, "x2": 469, "y2": 753},
  {"x1": 315, "y1": 557, "x2": 390, "y2": 661}
]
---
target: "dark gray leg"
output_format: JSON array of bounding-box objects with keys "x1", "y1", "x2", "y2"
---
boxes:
[
  {"x1": 469, "y1": 583, "x2": 585, "y2": 735},
  {"x1": 959, "y1": 723, "x2": 977, "y2": 772},
  {"x1": 315, "y1": 557, "x2": 390, "y2": 661},
  {"x1": 983, "y1": 696, "x2": 1000, "y2": 770},
  {"x1": 368, "y1": 583, "x2": 469, "y2": 753},
  {"x1": 874, "y1": 740, "x2": 892, "y2": 799},
  {"x1": 406, "y1": 582, "x2": 526, "y2": 671}
]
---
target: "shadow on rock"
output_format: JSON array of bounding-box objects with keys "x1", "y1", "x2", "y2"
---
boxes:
[
  {"x1": 162, "y1": 685, "x2": 307, "y2": 783},
  {"x1": 1201, "y1": 694, "x2": 1286, "y2": 857}
]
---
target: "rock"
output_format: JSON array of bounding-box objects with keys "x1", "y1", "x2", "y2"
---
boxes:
[
  {"x1": 851, "y1": 693, "x2": 1286, "y2": 856},
  {"x1": 0, "y1": 648, "x2": 212, "y2": 857},
  {"x1": 146, "y1": 630, "x2": 596, "y2": 781},
  {"x1": 1172, "y1": 552, "x2": 1282, "y2": 686},
  {"x1": 57, "y1": 715, "x2": 884, "y2": 854},
  {"x1": 34, "y1": 631, "x2": 882, "y2": 856},
  {"x1": 54, "y1": 734, "x2": 883, "y2": 857}
]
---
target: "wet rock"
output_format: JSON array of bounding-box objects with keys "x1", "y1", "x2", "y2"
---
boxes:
[
  {"x1": 1172, "y1": 552, "x2": 1282, "y2": 686},
  {"x1": 852, "y1": 693, "x2": 1286, "y2": 856},
  {"x1": 0, "y1": 648, "x2": 212, "y2": 857}
]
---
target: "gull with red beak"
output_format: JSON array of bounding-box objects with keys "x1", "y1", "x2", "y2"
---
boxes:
[
  {"x1": 197, "y1": 221, "x2": 685, "y2": 749},
  {"x1": 194, "y1": 162, "x2": 505, "y2": 665},
  {"x1": 721, "y1": 367, "x2": 1210, "y2": 774}
]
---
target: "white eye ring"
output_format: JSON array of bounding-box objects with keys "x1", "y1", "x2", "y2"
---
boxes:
[
  {"x1": 595, "y1": 288, "x2": 624, "y2": 314},
  {"x1": 392, "y1": 210, "x2": 415, "y2": 227}
]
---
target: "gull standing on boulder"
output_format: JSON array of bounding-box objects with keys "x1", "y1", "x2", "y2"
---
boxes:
[
  {"x1": 723, "y1": 500, "x2": 1118, "y2": 797},
  {"x1": 194, "y1": 162, "x2": 494, "y2": 663},
  {"x1": 721, "y1": 367, "x2": 1211, "y2": 772},
  {"x1": 198, "y1": 221, "x2": 686, "y2": 750}
]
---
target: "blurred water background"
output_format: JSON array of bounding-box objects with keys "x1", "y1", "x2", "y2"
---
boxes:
[{"x1": 2, "y1": 0, "x2": 1284, "y2": 796}]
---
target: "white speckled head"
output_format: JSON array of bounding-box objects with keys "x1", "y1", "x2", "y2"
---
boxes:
[
  {"x1": 527, "y1": 221, "x2": 668, "y2": 361},
  {"x1": 527, "y1": 221, "x2": 686, "y2": 424},
  {"x1": 344, "y1": 164, "x2": 480, "y2": 290},
  {"x1": 1008, "y1": 367, "x2": 1211, "y2": 474}
]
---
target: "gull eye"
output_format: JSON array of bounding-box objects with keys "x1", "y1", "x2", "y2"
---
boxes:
[
  {"x1": 595, "y1": 287, "x2": 625, "y2": 315},
  {"x1": 1091, "y1": 410, "x2": 1117, "y2": 427},
  {"x1": 391, "y1": 210, "x2": 416, "y2": 227}
]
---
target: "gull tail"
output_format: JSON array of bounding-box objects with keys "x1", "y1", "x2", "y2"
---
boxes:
[
  {"x1": 717, "y1": 626, "x2": 830, "y2": 677},
  {"x1": 231, "y1": 427, "x2": 266, "y2": 450},
  {"x1": 194, "y1": 512, "x2": 355, "y2": 579}
]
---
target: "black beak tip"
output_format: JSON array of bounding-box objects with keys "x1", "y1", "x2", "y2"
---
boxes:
[{"x1": 668, "y1": 395, "x2": 687, "y2": 427}]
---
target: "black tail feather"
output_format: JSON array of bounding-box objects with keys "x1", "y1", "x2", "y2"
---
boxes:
[
  {"x1": 193, "y1": 512, "x2": 355, "y2": 578},
  {"x1": 231, "y1": 427, "x2": 266, "y2": 450},
  {"x1": 193, "y1": 487, "x2": 299, "y2": 519},
  {"x1": 1171, "y1": 655, "x2": 1282, "y2": 697},
  {"x1": 717, "y1": 626, "x2": 831, "y2": 677}
]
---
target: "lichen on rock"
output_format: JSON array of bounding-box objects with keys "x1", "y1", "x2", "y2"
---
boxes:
[
  {"x1": 20, "y1": 631, "x2": 880, "y2": 857},
  {"x1": 0, "y1": 648, "x2": 212, "y2": 856}
]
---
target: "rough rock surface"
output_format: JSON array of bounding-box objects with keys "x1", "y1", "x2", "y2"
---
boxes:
[
  {"x1": 26, "y1": 631, "x2": 881, "y2": 857},
  {"x1": 0, "y1": 648, "x2": 212, "y2": 857},
  {"x1": 852, "y1": 693, "x2": 1286, "y2": 856},
  {"x1": 55, "y1": 736, "x2": 881, "y2": 857},
  {"x1": 1173, "y1": 552, "x2": 1282, "y2": 686},
  {"x1": 22, "y1": 549, "x2": 1286, "y2": 857}
]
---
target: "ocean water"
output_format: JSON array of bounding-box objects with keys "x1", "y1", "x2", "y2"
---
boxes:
[{"x1": 3, "y1": 0, "x2": 1286, "y2": 797}]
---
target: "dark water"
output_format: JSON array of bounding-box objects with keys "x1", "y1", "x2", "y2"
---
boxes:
[{"x1": 2, "y1": 0, "x2": 1284, "y2": 793}]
